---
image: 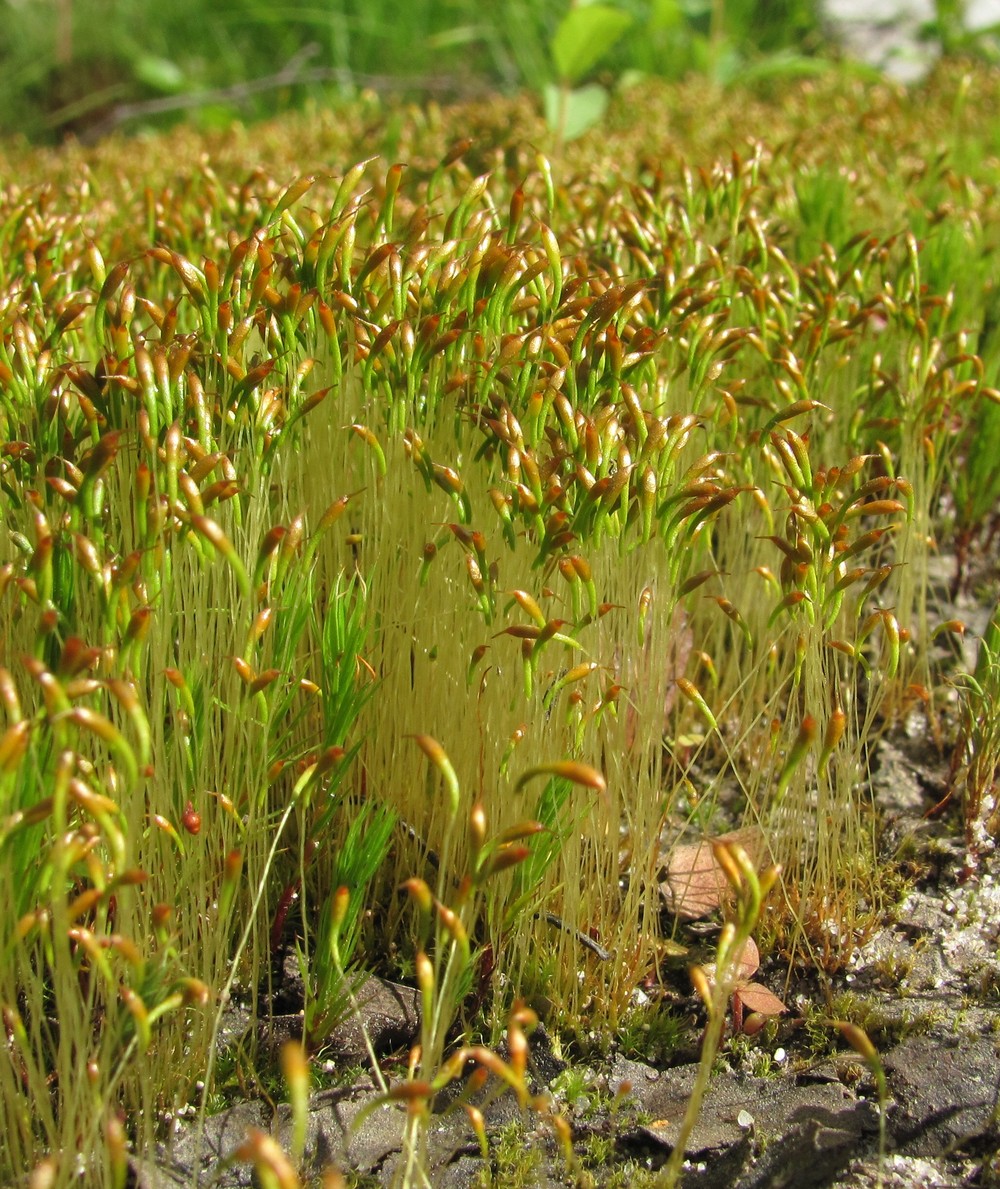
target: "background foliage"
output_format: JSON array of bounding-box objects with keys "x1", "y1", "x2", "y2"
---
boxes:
[
  {"x1": 2, "y1": 0, "x2": 834, "y2": 142},
  {"x1": 6, "y1": 0, "x2": 997, "y2": 145}
]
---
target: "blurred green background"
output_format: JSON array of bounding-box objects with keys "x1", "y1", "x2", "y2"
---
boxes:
[
  {"x1": 0, "y1": 0, "x2": 996, "y2": 143},
  {"x1": 0, "y1": 0, "x2": 830, "y2": 142}
]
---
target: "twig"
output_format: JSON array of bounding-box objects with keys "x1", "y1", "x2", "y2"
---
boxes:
[
  {"x1": 106, "y1": 43, "x2": 325, "y2": 123},
  {"x1": 74, "y1": 44, "x2": 493, "y2": 141}
]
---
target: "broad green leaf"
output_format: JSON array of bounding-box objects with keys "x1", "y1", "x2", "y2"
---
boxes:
[
  {"x1": 738, "y1": 52, "x2": 834, "y2": 84},
  {"x1": 544, "y1": 83, "x2": 609, "y2": 141},
  {"x1": 551, "y1": 5, "x2": 634, "y2": 84},
  {"x1": 652, "y1": 0, "x2": 683, "y2": 29},
  {"x1": 133, "y1": 55, "x2": 186, "y2": 94}
]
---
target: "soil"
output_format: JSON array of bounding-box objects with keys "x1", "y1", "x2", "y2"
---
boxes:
[{"x1": 135, "y1": 555, "x2": 1000, "y2": 1189}]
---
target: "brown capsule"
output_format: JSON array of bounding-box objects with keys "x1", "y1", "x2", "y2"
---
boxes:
[
  {"x1": 181, "y1": 800, "x2": 201, "y2": 836},
  {"x1": 152, "y1": 903, "x2": 172, "y2": 932}
]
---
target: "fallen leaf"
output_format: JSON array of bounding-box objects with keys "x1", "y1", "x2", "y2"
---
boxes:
[
  {"x1": 735, "y1": 935, "x2": 761, "y2": 982},
  {"x1": 735, "y1": 981, "x2": 788, "y2": 1017},
  {"x1": 659, "y1": 826, "x2": 767, "y2": 920},
  {"x1": 731, "y1": 934, "x2": 787, "y2": 1029}
]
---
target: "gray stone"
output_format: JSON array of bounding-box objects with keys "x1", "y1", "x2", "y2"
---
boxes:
[
  {"x1": 139, "y1": 1101, "x2": 267, "y2": 1188},
  {"x1": 884, "y1": 1033, "x2": 1000, "y2": 1155},
  {"x1": 272, "y1": 1084, "x2": 405, "y2": 1177},
  {"x1": 325, "y1": 977, "x2": 420, "y2": 1060},
  {"x1": 832, "y1": 1153, "x2": 982, "y2": 1186},
  {"x1": 256, "y1": 974, "x2": 420, "y2": 1060},
  {"x1": 619, "y1": 1062, "x2": 877, "y2": 1187}
]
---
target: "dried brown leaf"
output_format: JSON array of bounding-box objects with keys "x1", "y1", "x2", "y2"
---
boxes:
[
  {"x1": 659, "y1": 826, "x2": 766, "y2": 920},
  {"x1": 734, "y1": 981, "x2": 787, "y2": 1017},
  {"x1": 735, "y1": 935, "x2": 760, "y2": 981}
]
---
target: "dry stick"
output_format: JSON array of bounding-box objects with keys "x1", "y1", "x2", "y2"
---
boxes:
[
  {"x1": 71, "y1": 43, "x2": 494, "y2": 141},
  {"x1": 59, "y1": 44, "x2": 322, "y2": 140}
]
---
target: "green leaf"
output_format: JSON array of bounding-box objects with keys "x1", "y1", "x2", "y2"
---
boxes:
[
  {"x1": 133, "y1": 55, "x2": 186, "y2": 94},
  {"x1": 737, "y1": 52, "x2": 834, "y2": 84},
  {"x1": 652, "y1": 0, "x2": 683, "y2": 29},
  {"x1": 551, "y1": 5, "x2": 634, "y2": 84},
  {"x1": 543, "y1": 83, "x2": 609, "y2": 141}
]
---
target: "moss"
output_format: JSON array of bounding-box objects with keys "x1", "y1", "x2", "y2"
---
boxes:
[
  {"x1": 472, "y1": 1120, "x2": 544, "y2": 1188},
  {"x1": 616, "y1": 1003, "x2": 689, "y2": 1066}
]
